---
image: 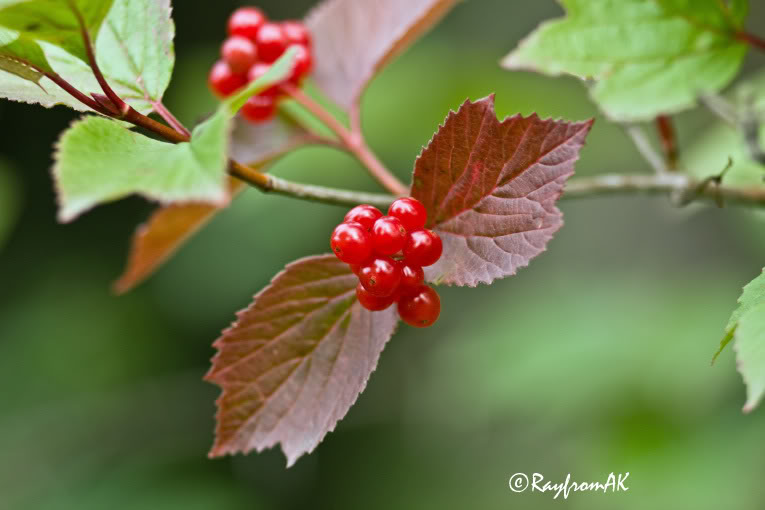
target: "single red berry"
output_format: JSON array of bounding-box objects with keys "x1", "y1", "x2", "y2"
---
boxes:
[
  {"x1": 208, "y1": 60, "x2": 246, "y2": 98},
  {"x1": 344, "y1": 204, "x2": 382, "y2": 232},
  {"x1": 388, "y1": 197, "x2": 427, "y2": 231},
  {"x1": 287, "y1": 44, "x2": 313, "y2": 84},
  {"x1": 221, "y1": 36, "x2": 258, "y2": 74},
  {"x1": 399, "y1": 262, "x2": 425, "y2": 291},
  {"x1": 255, "y1": 22, "x2": 288, "y2": 63},
  {"x1": 241, "y1": 95, "x2": 276, "y2": 123},
  {"x1": 397, "y1": 285, "x2": 441, "y2": 328},
  {"x1": 356, "y1": 283, "x2": 396, "y2": 311},
  {"x1": 372, "y1": 216, "x2": 407, "y2": 255},
  {"x1": 330, "y1": 222, "x2": 373, "y2": 264},
  {"x1": 282, "y1": 20, "x2": 311, "y2": 47},
  {"x1": 228, "y1": 7, "x2": 266, "y2": 40},
  {"x1": 246, "y1": 63, "x2": 279, "y2": 97},
  {"x1": 404, "y1": 229, "x2": 443, "y2": 267},
  {"x1": 359, "y1": 256, "x2": 402, "y2": 297}
]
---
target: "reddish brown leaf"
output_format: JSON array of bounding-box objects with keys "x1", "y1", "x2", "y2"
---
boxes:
[
  {"x1": 306, "y1": 0, "x2": 457, "y2": 110},
  {"x1": 411, "y1": 96, "x2": 593, "y2": 287},
  {"x1": 113, "y1": 177, "x2": 245, "y2": 294},
  {"x1": 206, "y1": 254, "x2": 398, "y2": 465},
  {"x1": 114, "y1": 117, "x2": 314, "y2": 294}
]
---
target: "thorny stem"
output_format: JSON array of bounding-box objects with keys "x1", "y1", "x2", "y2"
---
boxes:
[{"x1": 280, "y1": 83, "x2": 409, "y2": 196}]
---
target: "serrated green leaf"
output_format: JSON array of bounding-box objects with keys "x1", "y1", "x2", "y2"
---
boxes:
[
  {"x1": 0, "y1": 0, "x2": 114, "y2": 64},
  {"x1": 733, "y1": 303, "x2": 765, "y2": 412},
  {"x1": 95, "y1": 0, "x2": 174, "y2": 105},
  {"x1": 53, "y1": 113, "x2": 230, "y2": 222},
  {"x1": 713, "y1": 268, "x2": 765, "y2": 362},
  {"x1": 502, "y1": 0, "x2": 749, "y2": 121}
]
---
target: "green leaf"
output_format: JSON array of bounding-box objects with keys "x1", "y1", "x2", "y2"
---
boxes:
[
  {"x1": 0, "y1": 25, "x2": 51, "y2": 76},
  {"x1": 53, "y1": 113, "x2": 230, "y2": 222},
  {"x1": 0, "y1": 0, "x2": 114, "y2": 64},
  {"x1": 95, "y1": 0, "x2": 174, "y2": 106},
  {"x1": 713, "y1": 270, "x2": 765, "y2": 362},
  {"x1": 732, "y1": 303, "x2": 765, "y2": 412},
  {"x1": 53, "y1": 48, "x2": 297, "y2": 222},
  {"x1": 502, "y1": 0, "x2": 749, "y2": 121},
  {"x1": 224, "y1": 46, "x2": 298, "y2": 113}
]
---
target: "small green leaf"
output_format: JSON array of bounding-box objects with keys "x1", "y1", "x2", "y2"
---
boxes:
[
  {"x1": 0, "y1": 25, "x2": 51, "y2": 76},
  {"x1": 0, "y1": 0, "x2": 114, "y2": 64},
  {"x1": 733, "y1": 303, "x2": 765, "y2": 412},
  {"x1": 502, "y1": 0, "x2": 749, "y2": 121},
  {"x1": 54, "y1": 113, "x2": 230, "y2": 222},
  {"x1": 95, "y1": 0, "x2": 174, "y2": 106},
  {"x1": 713, "y1": 270, "x2": 765, "y2": 362},
  {"x1": 225, "y1": 46, "x2": 298, "y2": 113}
]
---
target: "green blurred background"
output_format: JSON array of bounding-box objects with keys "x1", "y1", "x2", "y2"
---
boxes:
[{"x1": 2, "y1": 0, "x2": 765, "y2": 508}]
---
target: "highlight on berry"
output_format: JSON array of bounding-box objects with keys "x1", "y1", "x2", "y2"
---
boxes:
[
  {"x1": 208, "y1": 6, "x2": 313, "y2": 124},
  {"x1": 331, "y1": 197, "x2": 443, "y2": 328}
]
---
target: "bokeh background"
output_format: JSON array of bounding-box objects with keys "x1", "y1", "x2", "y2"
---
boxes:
[{"x1": 2, "y1": 1, "x2": 765, "y2": 508}]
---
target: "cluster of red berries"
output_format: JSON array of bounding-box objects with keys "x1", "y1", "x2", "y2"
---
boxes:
[
  {"x1": 208, "y1": 7, "x2": 313, "y2": 124},
  {"x1": 331, "y1": 198, "x2": 444, "y2": 328}
]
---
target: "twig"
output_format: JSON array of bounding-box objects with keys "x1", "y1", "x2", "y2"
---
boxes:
[{"x1": 280, "y1": 83, "x2": 409, "y2": 196}]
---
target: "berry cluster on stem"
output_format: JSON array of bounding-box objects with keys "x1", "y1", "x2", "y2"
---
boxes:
[{"x1": 331, "y1": 198, "x2": 443, "y2": 328}]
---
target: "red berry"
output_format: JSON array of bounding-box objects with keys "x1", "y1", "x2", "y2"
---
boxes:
[
  {"x1": 404, "y1": 229, "x2": 443, "y2": 267},
  {"x1": 255, "y1": 22, "x2": 288, "y2": 63},
  {"x1": 330, "y1": 222, "x2": 373, "y2": 264},
  {"x1": 228, "y1": 7, "x2": 266, "y2": 40},
  {"x1": 356, "y1": 283, "x2": 396, "y2": 311},
  {"x1": 349, "y1": 263, "x2": 362, "y2": 275},
  {"x1": 388, "y1": 197, "x2": 427, "y2": 231},
  {"x1": 397, "y1": 285, "x2": 440, "y2": 328},
  {"x1": 208, "y1": 60, "x2": 246, "y2": 98},
  {"x1": 221, "y1": 36, "x2": 258, "y2": 74},
  {"x1": 287, "y1": 44, "x2": 313, "y2": 84},
  {"x1": 282, "y1": 21, "x2": 311, "y2": 47},
  {"x1": 247, "y1": 63, "x2": 279, "y2": 97},
  {"x1": 372, "y1": 216, "x2": 407, "y2": 255},
  {"x1": 241, "y1": 95, "x2": 276, "y2": 123},
  {"x1": 344, "y1": 204, "x2": 382, "y2": 232},
  {"x1": 399, "y1": 262, "x2": 424, "y2": 291},
  {"x1": 359, "y1": 256, "x2": 402, "y2": 297}
]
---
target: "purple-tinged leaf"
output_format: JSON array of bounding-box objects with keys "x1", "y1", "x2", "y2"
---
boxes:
[
  {"x1": 305, "y1": 0, "x2": 457, "y2": 110},
  {"x1": 411, "y1": 96, "x2": 593, "y2": 287},
  {"x1": 206, "y1": 254, "x2": 398, "y2": 466}
]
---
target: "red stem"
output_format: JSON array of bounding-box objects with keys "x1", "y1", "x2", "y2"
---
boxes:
[
  {"x1": 280, "y1": 83, "x2": 408, "y2": 196},
  {"x1": 152, "y1": 101, "x2": 192, "y2": 138},
  {"x1": 737, "y1": 31, "x2": 765, "y2": 52},
  {"x1": 655, "y1": 115, "x2": 678, "y2": 170}
]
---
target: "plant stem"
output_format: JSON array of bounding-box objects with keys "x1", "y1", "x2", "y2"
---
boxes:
[
  {"x1": 152, "y1": 101, "x2": 192, "y2": 138},
  {"x1": 737, "y1": 31, "x2": 765, "y2": 52},
  {"x1": 563, "y1": 173, "x2": 765, "y2": 207},
  {"x1": 655, "y1": 115, "x2": 678, "y2": 170},
  {"x1": 70, "y1": 0, "x2": 129, "y2": 116},
  {"x1": 280, "y1": 83, "x2": 409, "y2": 196}
]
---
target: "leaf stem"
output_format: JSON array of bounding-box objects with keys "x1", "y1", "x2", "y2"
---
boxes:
[
  {"x1": 70, "y1": 0, "x2": 130, "y2": 116},
  {"x1": 152, "y1": 101, "x2": 192, "y2": 138},
  {"x1": 621, "y1": 124, "x2": 668, "y2": 175},
  {"x1": 280, "y1": 83, "x2": 409, "y2": 196},
  {"x1": 655, "y1": 115, "x2": 678, "y2": 170},
  {"x1": 737, "y1": 30, "x2": 765, "y2": 52}
]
